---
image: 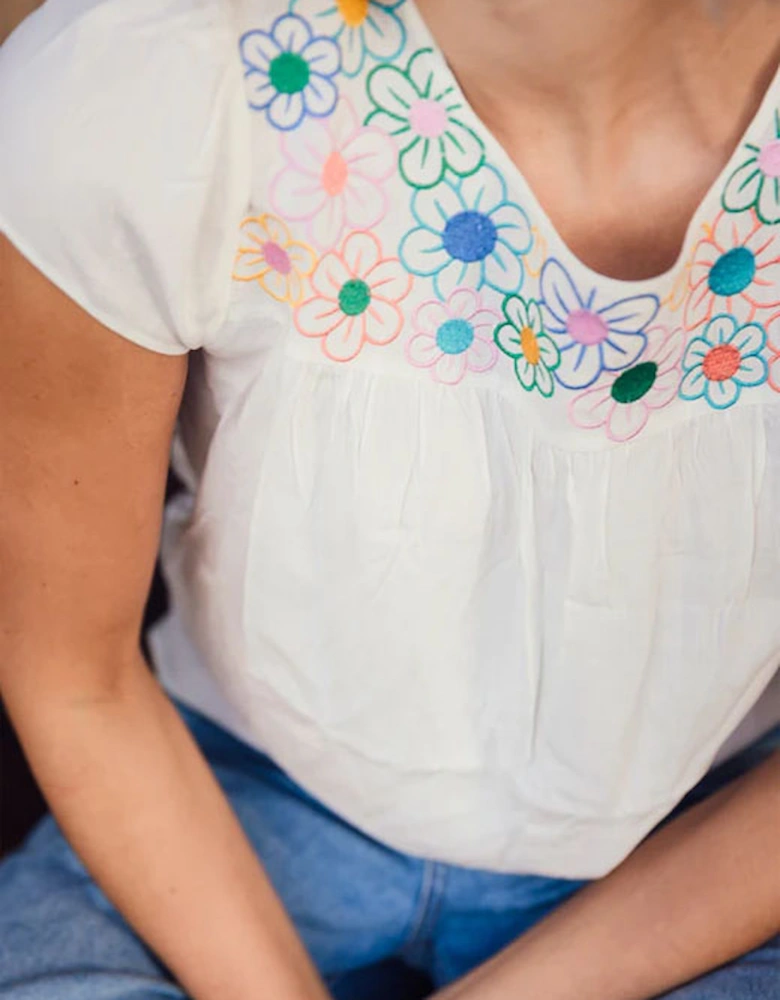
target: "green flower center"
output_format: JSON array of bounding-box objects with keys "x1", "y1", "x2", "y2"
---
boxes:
[
  {"x1": 708, "y1": 247, "x2": 756, "y2": 297},
  {"x1": 611, "y1": 362, "x2": 658, "y2": 404},
  {"x1": 270, "y1": 51, "x2": 310, "y2": 95},
  {"x1": 338, "y1": 279, "x2": 371, "y2": 316}
]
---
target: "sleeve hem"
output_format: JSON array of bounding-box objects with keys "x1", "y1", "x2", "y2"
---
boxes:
[{"x1": 1, "y1": 218, "x2": 192, "y2": 357}]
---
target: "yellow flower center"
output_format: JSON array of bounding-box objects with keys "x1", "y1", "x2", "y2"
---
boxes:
[
  {"x1": 336, "y1": 0, "x2": 370, "y2": 27},
  {"x1": 520, "y1": 325, "x2": 540, "y2": 365}
]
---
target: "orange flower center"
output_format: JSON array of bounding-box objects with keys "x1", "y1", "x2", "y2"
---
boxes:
[
  {"x1": 521, "y1": 325, "x2": 541, "y2": 365},
  {"x1": 322, "y1": 151, "x2": 349, "y2": 196},
  {"x1": 336, "y1": 0, "x2": 369, "y2": 27},
  {"x1": 702, "y1": 343, "x2": 741, "y2": 382}
]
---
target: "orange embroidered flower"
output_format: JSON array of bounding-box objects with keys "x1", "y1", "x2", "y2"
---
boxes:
[{"x1": 233, "y1": 215, "x2": 316, "y2": 305}]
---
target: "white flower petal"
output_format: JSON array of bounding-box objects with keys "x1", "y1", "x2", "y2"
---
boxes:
[
  {"x1": 341, "y1": 176, "x2": 387, "y2": 232},
  {"x1": 503, "y1": 295, "x2": 529, "y2": 332},
  {"x1": 607, "y1": 401, "x2": 650, "y2": 442},
  {"x1": 730, "y1": 321, "x2": 766, "y2": 356},
  {"x1": 490, "y1": 203, "x2": 532, "y2": 254},
  {"x1": 600, "y1": 330, "x2": 647, "y2": 372},
  {"x1": 362, "y1": 4, "x2": 406, "y2": 61},
  {"x1": 401, "y1": 137, "x2": 446, "y2": 188},
  {"x1": 406, "y1": 48, "x2": 438, "y2": 99},
  {"x1": 304, "y1": 75, "x2": 339, "y2": 118},
  {"x1": 270, "y1": 168, "x2": 327, "y2": 220},
  {"x1": 734, "y1": 353, "x2": 768, "y2": 387},
  {"x1": 411, "y1": 181, "x2": 465, "y2": 232},
  {"x1": 484, "y1": 240, "x2": 524, "y2": 294},
  {"x1": 268, "y1": 92, "x2": 306, "y2": 131},
  {"x1": 400, "y1": 226, "x2": 449, "y2": 276},
  {"x1": 683, "y1": 336, "x2": 713, "y2": 367},
  {"x1": 569, "y1": 384, "x2": 614, "y2": 429},
  {"x1": 705, "y1": 377, "x2": 740, "y2": 409},
  {"x1": 448, "y1": 287, "x2": 481, "y2": 319},
  {"x1": 745, "y1": 258, "x2": 780, "y2": 309},
  {"x1": 324, "y1": 316, "x2": 366, "y2": 361},
  {"x1": 363, "y1": 297, "x2": 404, "y2": 346},
  {"x1": 309, "y1": 194, "x2": 346, "y2": 249},
  {"x1": 414, "y1": 300, "x2": 449, "y2": 336},
  {"x1": 467, "y1": 335, "x2": 497, "y2": 373},
  {"x1": 599, "y1": 294, "x2": 659, "y2": 335},
  {"x1": 365, "y1": 258, "x2": 412, "y2": 302},
  {"x1": 722, "y1": 157, "x2": 763, "y2": 214},
  {"x1": 534, "y1": 360, "x2": 555, "y2": 397},
  {"x1": 302, "y1": 36, "x2": 341, "y2": 77},
  {"x1": 537, "y1": 334, "x2": 560, "y2": 369},
  {"x1": 367, "y1": 63, "x2": 419, "y2": 117},
  {"x1": 244, "y1": 72, "x2": 277, "y2": 111},
  {"x1": 540, "y1": 259, "x2": 584, "y2": 329},
  {"x1": 459, "y1": 164, "x2": 507, "y2": 214},
  {"x1": 279, "y1": 118, "x2": 333, "y2": 174},
  {"x1": 757, "y1": 174, "x2": 780, "y2": 225},
  {"x1": 240, "y1": 31, "x2": 280, "y2": 72},
  {"x1": 310, "y1": 251, "x2": 351, "y2": 298},
  {"x1": 365, "y1": 109, "x2": 412, "y2": 141},
  {"x1": 273, "y1": 14, "x2": 313, "y2": 53},
  {"x1": 296, "y1": 296, "x2": 345, "y2": 338},
  {"x1": 342, "y1": 231, "x2": 383, "y2": 277},
  {"x1": 646, "y1": 367, "x2": 681, "y2": 408},
  {"x1": 290, "y1": 0, "x2": 343, "y2": 35},
  {"x1": 435, "y1": 352, "x2": 469, "y2": 385},
  {"x1": 679, "y1": 365, "x2": 707, "y2": 401},
  {"x1": 344, "y1": 127, "x2": 396, "y2": 180},
  {"x1": 436, "y1": 259, "x2": 478, "y2": 300},
  {"x1": 441, "y1": 119, "x2": 485, "y2": 177},
  {"x1": 340, "y1": 26, "x2": 365, "y2": 77},
  {"x1": 407, "y1": 332, "x2": 440, "y2": 368},
  {"x1": 495, "y1": 321, "x2": 523, "y2": 358},
  {"x1": 706, "y1": 314, "x2": 738, "y2": 345},
  {"x1": 233, "y1": 249, "x2": 268, "y2": 282},
  {"x1": 555, "y1": 342, "x2": 603, "y2": 390},
  {"x1": 683, "y1": 281, "x2": 715, "y2": 331}
]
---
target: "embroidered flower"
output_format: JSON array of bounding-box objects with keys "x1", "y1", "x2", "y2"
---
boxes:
[
  {"x1": 269, "y1": 97, "x2": 396, "y2": 250},
  {"x1": 722, "y1": 111, "x2": 780, "y2": 225},
  {"x1": 679, "y1": 313, "x2": 767, "y2": 410},
  {"x1": 406, "y1": 288, "x2": 498, "y2": 384},
  {"x1": 240, "y1": 14, "x2": 340, "y2": 131},
  {"x1": 663, "y1": 224, "x2": 711, "y2": 314},
  {"x1": 684, "y1": 209, "x2": 780, "y2": 331},
  {"x1": 766, "y1": 312, "x2": 780, "y2": 393},
  {"x1": 540, "y1": 259, "x2": 660, "y2": 390},
  {"x1": 494, "y1": 295, "x2": 561, "y2": 398},
  {"x1": 365, "y1": 48, "x2": 484, "y2": 189},
  {"x1": 295, "y1": 231, "x2": 412, "y2": 361},
  {"x1": 400, "y1": 165, "x2": 531, "y2": 300},
  {"x1": 569, "y1": 326, "x2": 685, "y2": 441},
  {"x1": 291, "y1": 0, "x2": 406, "y2": 78},
  {"x1": 232, "y1": 215, "x2": 317, "y2": 304}
]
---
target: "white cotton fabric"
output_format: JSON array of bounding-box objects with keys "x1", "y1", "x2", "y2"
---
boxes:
[{"x1": 2, "y1": 0, "x2": 780, "y2": 878}]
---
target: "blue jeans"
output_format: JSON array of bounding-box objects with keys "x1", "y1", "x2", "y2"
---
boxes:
[{"x1": 0, "y1": 704, "x2": 778, "y2": 1000}]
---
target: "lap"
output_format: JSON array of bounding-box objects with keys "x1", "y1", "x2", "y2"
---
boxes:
[{"x1": 658, "y1": 934, "x2": 780, "y2": 999}]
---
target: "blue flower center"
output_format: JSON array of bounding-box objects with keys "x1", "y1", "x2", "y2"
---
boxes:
[
  {"x1": 443, "y1": 211, "x2": 498, "y2": 263},
  {"x1": 436, "y1": 318, "x2": 474, "y2": 355},
  {"x1": 708, "y1": 247, "x2": 756, "y2": 297}
]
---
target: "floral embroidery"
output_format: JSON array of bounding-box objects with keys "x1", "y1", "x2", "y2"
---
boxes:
[
  {"x1": 233, "y1": 215, "x2": 317, "y2": 304},
  {"x1": 679, "y1": 313, "x2": 767, "y2": 410},
  {"x1": 295, "y1": 231, "x2": 412, "y2": 361},
  {"x1": 241, "y1": 14, "x2": 340, "y2": 130},
  {"x1": 290, "y1": 0, "x2": 406, "y2": 78},
  {"x1": 766, "y1": 312, "x2": 780, "y2": 393},
  {"x1": 569, "y1": 325, "x2": 685, "y2": 441},
  {"x1": 494, "y1": 295, "x2": 561, "y2": 398},
  {"x1": 663, "y1": 224, "x2": 711, "y2": 314},
  {"x1": 365, "y1": 48, "x2": 484, "y2": 189},
  {"x1": 406, "y1": 288, "x2": 498, "y2": 383},
  {"x1": 540, "y1": 259, "x2": 660, "y2": 390},
  {"x1": 270, "y1": 96, "x2": 396, "y2": 250},
  {"x1": 400, "y1": 165, "x2": 531, "y2": 300},
  {"x1": 722, "y1": 112, "x2": 780, "y2": 225},
  {"x1": 684, "y1": 209, "x2": 780, "y2": 331}
]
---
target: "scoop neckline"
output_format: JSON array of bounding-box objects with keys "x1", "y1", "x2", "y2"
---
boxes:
[{"x1": 403, "y1": 0, "x2": 780, "y2": 292}]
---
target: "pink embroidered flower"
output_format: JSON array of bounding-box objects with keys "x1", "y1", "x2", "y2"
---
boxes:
[
  {"x1": 569, "y1": 325, "x2": 685, "y2": 441},
  {"x1": 406, "y1": 288, "x2": 499, "y2": 384},
  {"x1": 295, "y1": 231, "x2": 412, "y2": 361},
  {"x1": 270, "y1": 96, "x2": 396, "y2": 250},
  {"x1": 684, "y1": 209, "x2": 780, "y2": 331},
  {"x1": 232, "y1": 215, "x2": 317, "y2": 305}
]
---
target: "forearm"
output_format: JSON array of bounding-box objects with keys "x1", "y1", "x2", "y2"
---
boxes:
[
  {"x1": 438, "y1": 751, "x2": 780, "y2": 1000},
  {"x1": 5, "y1": 654, "x2": 329, "y2": 1000}
]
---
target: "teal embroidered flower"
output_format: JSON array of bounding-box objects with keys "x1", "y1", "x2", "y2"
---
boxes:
[
  {"x1": 365, "y1": 48, "x2": 484, "y2": 189},
  {"x1": 494, "y1": 295, "x2": 561, "y2": 398},
  {"x1": 679, "y1": 313, "x2": 767, "y2": 410},
  {"x1": 291, "y1": 0, "x2": 407, "y2": 78},
  {"x1": 722, "y1": 111, "x2": 780, "y2": 225},
  {"x1": 400, "y1": 165, "x2": 531, "y2": 299}
]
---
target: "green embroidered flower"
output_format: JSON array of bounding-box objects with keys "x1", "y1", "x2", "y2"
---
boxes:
[
  {"x1": 365, "y1": 47, "x2": 485, "y2": 189},
  {"x1": 722, "y1": 111, "x2": 780, "y2": 225},
  {"x1": 495, "y1": 294, "x2": 561, "y2": 398}
]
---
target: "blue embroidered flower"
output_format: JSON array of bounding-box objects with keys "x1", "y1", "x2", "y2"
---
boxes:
[
  {"x1": 399, "y1": 166, "x2": 532, "y2": 300},
  {"x1": 679, "y1": 313, "x2": 767, "y2": 410},
  {"x1": 290, "y1": 0, "x2": 406, "y2": 78},
  {"x1": 241, "y1": 14, "x2": 341, "y2": 131},
  {"x1": 540, "y1": 259, "x2": 660, "y2": 390}
]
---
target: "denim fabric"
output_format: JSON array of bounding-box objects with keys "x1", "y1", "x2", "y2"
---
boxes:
[{"x1": 0, "y1": 705, "x2": 777, "y2": 1000}]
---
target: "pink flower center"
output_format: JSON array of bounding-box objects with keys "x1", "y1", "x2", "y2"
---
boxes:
[
  {"x1": 567, "y1": 308, "x2": 609, "y2": 346},
  {"x1": 758, "y1": 140, "x2": 780, "y2": 178},
  {"x1": 703, "y1": 343, "x2": 741, "y2": 382},
  {"x1": 322, "y1": 151, "x2": 349, "y2": 196},
  {"x1": 409, "y1": 99, "x2": 448, "y2": 139},
  {"x1": 263, "y1": 241, "x2": 292, "y2": 275}
]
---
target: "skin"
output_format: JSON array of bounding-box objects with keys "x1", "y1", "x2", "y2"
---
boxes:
[{"x1": 1, "y1": 2, "x2": 779, "y2": 999}]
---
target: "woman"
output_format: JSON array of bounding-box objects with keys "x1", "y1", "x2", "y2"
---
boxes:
[{"x1": 1, "y1": 0, "x2": 779, "y2": 997}]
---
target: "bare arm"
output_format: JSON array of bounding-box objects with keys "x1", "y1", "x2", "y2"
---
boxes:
[
  {"x1": 435, "y1": 750, "x2": 780, "y2": 1000},
  {"x1": 0, "y1": 237, "x2": 329, "y2": 1000}
]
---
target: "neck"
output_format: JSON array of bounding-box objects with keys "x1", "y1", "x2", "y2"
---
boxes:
[{"x1": 413, "y1": 0, "x2": 774, "y2": 134}]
